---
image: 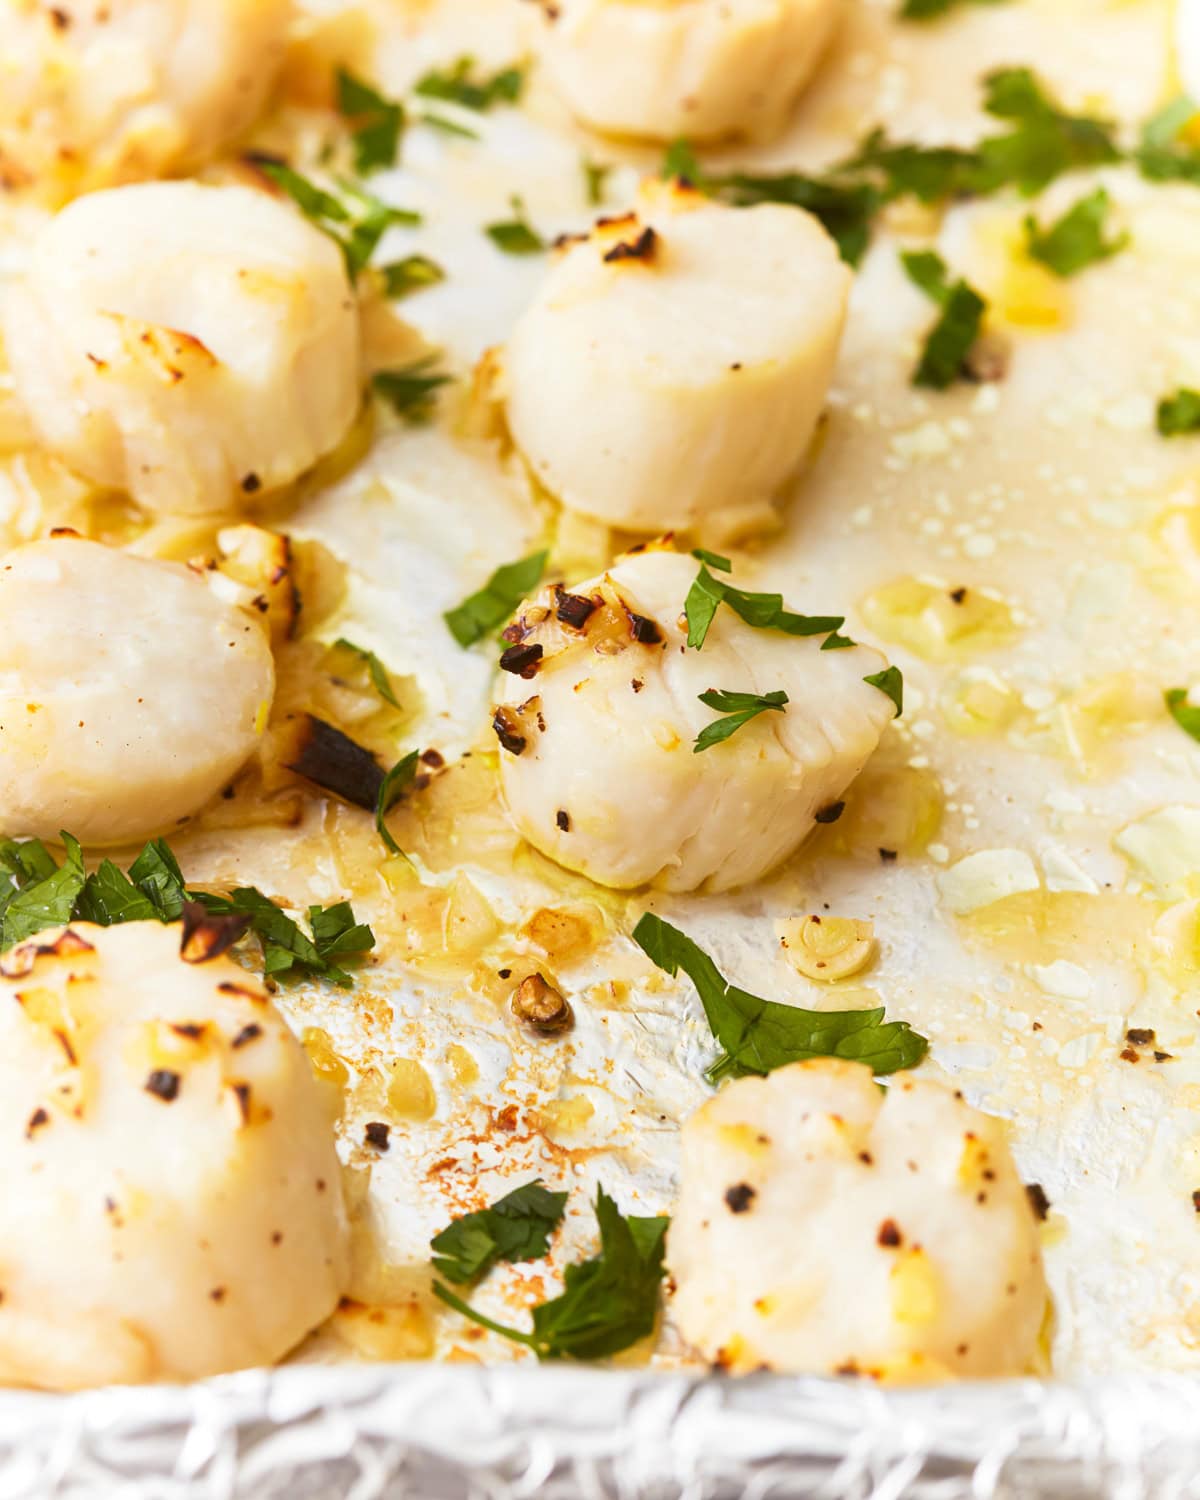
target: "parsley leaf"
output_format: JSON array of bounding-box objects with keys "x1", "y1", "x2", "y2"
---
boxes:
[
  {"x1": 414, "y1": 57, "x2": 525, "y2": 112},
  {"x1": 256, "y1": 159, "x2": 420, "y2": 280},
  {"x1": 901, "y1": 249, "x2": 987, "y2": 389},
  {"x1": 1023, "y1": 187, "x2": 1128, "y2": 277},
  {"x1": 583, "y1": 157, "x2": 611, "y2": 206},
  {"x1": 0, "y1": 833, "x2": 374, "y2": 985},
  {"x1": 336, "y1": 69, "x2": 405, "y2": 174},
  {"x1": 0, "y1": 832, "x2": 86, "y2": 948},
  {"x1": 633, "y1": 913, "x2": 928, "y2": 1085},
  {"x1": 485, "y1": 196, "x2": 545, "y2": 255},
  {"x1": 372, "y1": 357, "x2": 453, "y2": 424},
  {"x1": 864, "y1": 665, "x2": 904, "y2": 717},
  {"x1": 684, "y1": 564, "x2": 844, "y2": 650},
  {"x1": 974, "y1": 66, "x2": 1121, "y2": 196},
  {"x1": 433, "y1": 1186, "x2": 668, "y2": 1360},
  {"x1": 332, "y1": 638, "x2": 402, "y2": 708},
  {"x1": 899, "y1": 0, "x2": 1010, "y2": 19},
  {"x1": 375, "y1": 750, "x2": 420, "y2": 857},
  {"x1": 691, "y1": 548, "x2": 732, "y2": 572},
  {"x1": 694, "y1": 689, "x2": 788, "y2": 753},
  {"x1": 846, "y1": 131, "x2": 982, "y2": 205},
  {"x1": 444, "y1": 550, "x2": 549, "y2": 646},
  {"x1": 1157, "y1": 388, "x2": 1200, "y2": 436},
  {"x1": 431, "y1": 1179, "x2": 569, "y2": 1283},
  {"x1": 1166, "y1": 688, "x2": 1200, "y2": 742},
  {"x1": 381, "y1": 254, "x2": 445, "y2": 300}
]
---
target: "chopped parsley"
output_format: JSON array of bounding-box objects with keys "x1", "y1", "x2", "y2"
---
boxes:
[
  {"x1": 381, "y1": 254, "x2": 446, "y2": 300},
  {"x1": 0, "y1": 835, "x2": 374, "y2": 986},
  {"x1": 684, "y1": 564, "x2": 844, "y2": 651},
  {"x1": 372, "y1": 357, "x2": 453, "y2": 424},
  {"x1": 691, "y1": 548, "x2": 732, "y2": 572},
  {"x1": 583, "y1": 157, "x2": 611, "y2": 206},
  {"x1": 434, "y1": 1186, "x2": 668, "y2": 1360},
  {"x1": 332, "y1": 638, "x2": 402, "y2": 707},
  {"x1": 1023, "y1": 187, "x2": 1129, "y2": 277},
  {"x1": 1165, "y1": 688, "x2": 1200, "y2": 743},
  {"x1": 485, "y1": 196, "x2": 545, "y2": 255},
  {"x1": 416, "y1": 110, "x2": 480, "y2": 141},
  {"x1": 899, "y1": 0, "x2": 1010, "y2": 18},
  {"x1": 1135, "y1": 95, "x2": 1200, "y2": 184},
  {"x1": 336, "y1": 69, "x2": 405, "y2": 174},
  {"x1": 633, "y1": 913, "x2": 928, "y2": 1085},
  {"x1": 444, "y1": 550, "x2": 549, "y2": 646},
  {"x1": 694, "y1": 689, "x2": 788, "y2": 753},
  {"x1": 375, "y1": 750, "x2": 420, "y2": 857},
  {"x1": 901, "y1": 249, "x2": 987, "y2": 390},
  {"x1": 864, "y1": 665, "x2": 904, "y2": 717},
  {"x1": 255, "y1": 159, "x2": 420, "y2": 280},
  {"x1": 431, "y1": 1179, "x2": 568, "y2": 1283},
  {"x1": 414, "y1": 57, "x2": 525, "y2": 113},
  {"x1": 1157, "y1": 388, "x2": 1200, "y2": 436},
  {"x1": 663, "y1": 67, "x2": 1123, "y2": 267}
]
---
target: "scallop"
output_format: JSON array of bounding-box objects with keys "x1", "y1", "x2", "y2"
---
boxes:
[
  {"x1": 0, "y1": 919, "x2": 348, "y2": 1389},
  {"x1": 2, "y1": 180, "x2": 360, "y2": 516},
  {"x1": 492, "y1": 548, "x2": 894, "y2": 893},
  {"x1": 0, "y1": 0, "x2": 291, "y2": 197},
  {"x1": 0, "y1": 536, "x2": 275, "y2": 846},
  {"x1": 670, "y1": 1059, "x2": 1048, "y2": 1380},
  {"x1": 502, "y1": 182, "x2": 851, "y2": 536},
  {"x1": 534, "y1": 0, "x2": 842, "y2": 144}
]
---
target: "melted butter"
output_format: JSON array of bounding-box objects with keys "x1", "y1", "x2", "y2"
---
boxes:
[{"x1": 859, "y1": 577, "x2": 1017, "y2": 662}]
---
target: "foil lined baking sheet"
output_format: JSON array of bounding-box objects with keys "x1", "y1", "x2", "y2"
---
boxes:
[{"x1": 4, "y1": 1368, "x2": 1200, "y2": 1499}]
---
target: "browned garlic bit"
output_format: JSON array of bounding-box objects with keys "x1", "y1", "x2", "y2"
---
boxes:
[
  {"x1": 0, "y1": 535, "x2": 274, "y2": 845},
  {"x1": 670, "y1": 1059, "x2": 1047, "y2": 1380},
  {"x1": 534, "y1": 0, "x2": 843, "y2": 144},
  {"x1": 502, "y1": 180, "x2": 851, "y2": 536},
  {"x1": 0, "y1": 920, "x2": 348, "y2": 1390},
  {"x1": 494, "y1": 548, "x2": 895, "y2": 892},
  {"x1": 0, "y1": 0, "x2": 291, "y2": 198},
  {"x1": 2, "y1": 180, "x2": 361, "y2": 515},
  {"x1": 511, "y1": 973, "x2": 574, "y2": 1034}
]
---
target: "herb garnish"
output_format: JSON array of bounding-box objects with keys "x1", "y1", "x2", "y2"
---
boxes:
[
  {"x1": 381, "y1": 254, "x2": 446, "y2": 300},
  {"x1": 1156, "y1": 388, "x2": 1200, "y2": 436},
  {"x1": 444, "y1": 550, "x2": 549, "y2": 646},
  {"x1": 684, "y1": 564, "x2": 844, "y2": 651},
  {"x1": 372, "y1": 357, "x2": 454, "y2": 423},
  {"x1": 332, "y1": 638, "x2": 402, "y2": 707},
  {"x1": 583, "y1": 158, "x2": 611, "y2": 206},
  {"x1": 1134, "y1": 95, "x2": 1200, "y2": 184},
  {"x1": 336, "y1": 69, "x2": 405, "y2": 174},
  {"x1": 899, "y1": 0, "x2": 1010, "y2": 19},
  {"x1": 1165, "y1": 688, "x2": 1200, "y2": 742},
  {"x1": 694, "y1": 689, "x2": 788, "y2": 753},
  {"x1": 663, "y1": 67, "x2": 1122, "y2": 267},
  {"x1": 414, "y1": 57, "x2": 525, "y2": 113},
  {"x1": 863, "y1": 665, "x2": 905, "y2": 717},
  {"x1": 1023, "y1": 187, "x2": 1128, "y2": 277},
  {"x1": 256, "y1": 159, "x2": 419, "y2": 280},
  {"x1": 633, "y1": 913, "x2": 928, "y2": 1085},
  {"x1": 433, "y1": 1186, "x2": 668, "y2": 1360},
  {"x1": 375, "y1": 750, "x2": 420, "y2": 857},
  {"x1": 0, "y1": 835, "x2": 374, "y2": 986},
  {"x1": 900, "y1": 249, "x2": 986, "y2": 390},
  {"x1": 485, "y1": 196, "x2": 545, "y2": 255},
  {"x1": 431, "y1": 1179, "x2": 569, "y2": 1283}
]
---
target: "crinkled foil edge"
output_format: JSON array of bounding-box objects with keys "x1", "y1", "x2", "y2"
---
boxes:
[{"x1": 4, "y1": 1366, "x2": 1200, "y2": 1497}]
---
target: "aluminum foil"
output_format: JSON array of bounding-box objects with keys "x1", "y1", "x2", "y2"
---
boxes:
[{"x1": 5, "y1": 1367, "x2": 1200, "y2": 1499}]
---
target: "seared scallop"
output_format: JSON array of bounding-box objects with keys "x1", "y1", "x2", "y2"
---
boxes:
[
  {"x1": 0, "y1": 919, "x2": 348, "y2": 1389},
  {"x1": 0, "y1": 0, "x2": 291, "y2": 197},
  {"x1": 670, "y1": 1059, "x2": 1048, "y2": 1379},
  {"x1": 0, "y1": 536, "x2": 274, "y2": 846},
  {"x1": 492, "y1": 548, "x2": 894, "y2": 893},
  {"x1": 534, "y1": 0, "x2": 842, "y2": 144},
  {"x1": 502, "y1": 182, "x2": 851, "y2": 536},
  {"x1": 2, "y1": 180, "x2": 360, "y2": 515}
]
